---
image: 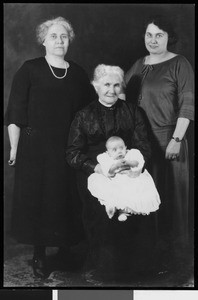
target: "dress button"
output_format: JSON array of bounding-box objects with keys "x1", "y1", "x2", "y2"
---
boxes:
[
  {"x1": 138, "y1": 95, "x2": 142, "y2": 105},
  {"x1": 25, "y1": 126, "x2": 32, "y2": 135}
]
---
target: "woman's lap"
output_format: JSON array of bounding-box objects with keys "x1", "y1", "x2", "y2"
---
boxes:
[{"x1": 77, "y1": 171, "x2": 157, "y2": 276}]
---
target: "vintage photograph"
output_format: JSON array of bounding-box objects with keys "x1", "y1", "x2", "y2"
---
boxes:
[{"x1": 4, "y1": 3, "x2": 194, "y2": 287}]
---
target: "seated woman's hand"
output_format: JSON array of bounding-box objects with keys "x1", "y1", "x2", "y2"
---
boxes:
[
  {"x1": 119, "y1": 169, "x2": 131, "y2": 175},
  {"x1": 116, "y1": 164, "x2": 130, "y2": 173},
  {"x1": 115, "y1": 159, "x2": 131, "y2": 173},
  {"x1": 108, "y1": 161, "x2": 124, "y2": 177}
]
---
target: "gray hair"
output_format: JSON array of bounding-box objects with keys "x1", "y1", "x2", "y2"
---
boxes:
[
  {"x1": 36, "y1": 16, "x2": 75, "y2": 44},
  {"x1": 92, "y1": 64, "x2": 125, "y2": 88}
]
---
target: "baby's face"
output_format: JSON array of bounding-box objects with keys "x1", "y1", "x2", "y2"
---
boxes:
[{"x1": 107, "y1": 140, "x2": 127, "y2": 159}]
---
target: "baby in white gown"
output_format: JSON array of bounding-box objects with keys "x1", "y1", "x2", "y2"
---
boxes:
[{"x1": 88, "y1": 136, "x2": 160, "y2": 221}]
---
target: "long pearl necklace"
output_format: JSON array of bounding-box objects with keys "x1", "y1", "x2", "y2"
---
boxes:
[{"x1": 45, "y1": 57, "x2": 68, "y2": 79}]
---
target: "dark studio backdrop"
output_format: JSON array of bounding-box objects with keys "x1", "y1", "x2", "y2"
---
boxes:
[{"x1": 4, "y1": 3, "x2": 194, "y2": 235}]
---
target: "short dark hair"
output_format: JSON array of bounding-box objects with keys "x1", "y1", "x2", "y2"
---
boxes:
[{"x1": 144, "y1": 14, "x2": 177, "y2": 46}]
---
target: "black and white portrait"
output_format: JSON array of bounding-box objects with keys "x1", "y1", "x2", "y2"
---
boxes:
[{"x1": 4, "y1": 3, "x2": 194, "y2": 288}]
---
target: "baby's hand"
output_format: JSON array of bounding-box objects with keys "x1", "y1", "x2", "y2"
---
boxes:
[
  {"x1": 128, "y1": 169, "x2": 141, "y2": 178},
  {"x1": 119, "y1": 169, "x2": 130, "y2": 175},
  {"x1": 116, "y1": 158, "x2": 125, "y2": 166},
  {"x1": 125, "y1": 160, "x2": 139, "y2": 168},
  {"x1": 108, "y1": 161, "x2": 122, "y2": 177},
  {"x1": 113, "y1": 159, "x2": 129, "y2": 173}
]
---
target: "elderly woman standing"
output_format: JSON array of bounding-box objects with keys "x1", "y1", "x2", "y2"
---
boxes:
[
  {"x1": 66, "y1": 64, "x2": 155, "y2": 280},
  {"x1": 125, "y1": 15, "x2": 194, "y2": 259},
  {"x1": 4, "y1": 16, "x2": 94, "y2": 277}
]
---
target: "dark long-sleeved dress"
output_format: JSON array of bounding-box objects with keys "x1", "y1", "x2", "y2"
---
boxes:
[
  {"x1": 125, "y1": 55, "x2": 194, "y2": 247},
  {"x1": 66, "y1": 99, "x2": 156, "y2": 276},
  {"x1": 4, "y1": 57, "x2": 95, "y2": 246}
]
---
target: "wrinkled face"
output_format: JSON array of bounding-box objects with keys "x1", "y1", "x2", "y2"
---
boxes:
[
  {"x1": 43, "y1": 24, "x2": 69, "y2": 57},
  {"x1": 145, "y1": 23, "x2": 168, "y2": 55},
  {"x1": 95, "y1": 73, "x2": 122, "y2": 106},
  {"x1": 107, "y1": 139, "x2": 127, "y2": 160}
]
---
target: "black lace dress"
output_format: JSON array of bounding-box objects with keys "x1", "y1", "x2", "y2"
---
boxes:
[{"x1": 66, "y1": 99, "x2": 156, "y2": 279}]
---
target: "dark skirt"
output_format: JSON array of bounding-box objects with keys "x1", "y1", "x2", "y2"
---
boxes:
[
  {"x1": 148, "y1": 137, "x2": 189, "y2": 247},
  {"x1": 11, "y1": 128, "x2": 85, "y2": 246}
]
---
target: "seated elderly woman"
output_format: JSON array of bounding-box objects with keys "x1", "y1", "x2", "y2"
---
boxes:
[{"x1": 66, "y1": 64, "x2": 155, "y2": 281}]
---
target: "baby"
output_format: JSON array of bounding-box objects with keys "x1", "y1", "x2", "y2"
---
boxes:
[
  {"x1": 88, "y1": 136, "x2": 160, "y2": 221},
  {"x1": 105, "y1": 136, "x2": 141, "y2": 178}
]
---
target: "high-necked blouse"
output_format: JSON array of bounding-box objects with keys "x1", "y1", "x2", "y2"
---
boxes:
[{"x1": 66, "y1": 99, "x2": 151, "y2": 175}]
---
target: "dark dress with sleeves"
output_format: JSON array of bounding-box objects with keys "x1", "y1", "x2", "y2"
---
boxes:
[
  {"x1": 125, "y1": 55, "x2": 194, "y2": 249},
  {"x1": 66, "y1": 99, "x2": 156, "y2": 279},
  {"x1": 4, "y1": 57, "x2": 95, "y2": 246}
]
